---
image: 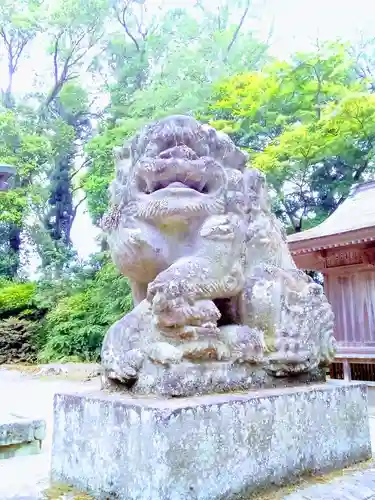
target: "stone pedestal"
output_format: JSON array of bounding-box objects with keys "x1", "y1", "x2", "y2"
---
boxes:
[
  {"x1": 51, "y1": 382, "x2": 371, "y2": 500},
  {"x1": 0, "y1": 413, "x2": 46, "y2": 459}
]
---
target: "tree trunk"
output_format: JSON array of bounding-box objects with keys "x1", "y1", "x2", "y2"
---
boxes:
[{"x1": 8, "y1": 224, "x2": 21, "y2": 278}]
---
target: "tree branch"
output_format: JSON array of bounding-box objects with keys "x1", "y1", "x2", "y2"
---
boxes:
[
  {"x1": 353, "y1": 158, "x2": 370, "y2": 182},
  {"x1": 69, "y1": 158, "x2": 91, "y2": 181},
  {"x1": 71, "y1": 184, "x2": 84, "y2": 193},
  {"x1": 115, "y1": 0, "x2": 141, "y2": 52},
  {"x1": 13, "y1": 38, "x2": 28, "y2": 72},
  {"x1": 45, "y1": 24, "x2": 99, "y2": 110},
  {"x1": 0, "y1": 28, "x2": 10, "y2": 49},
  {"x1": 45, "y1": 44, "x2": 74, "y2": 108},
  {"x1": 312, "y1": 64, "x2": 322, "y2": 119},
  {"x1": 0, "y1": 29, "x2": 33, "y2": 107},
  {"x1": 72, "y1": 194, "x2": 87, "y2": 220},
  {"x1": 53, "y1": 32, "x2": 63, "y2": 85},
  {"x1": 226, "y1": 0, "x2": 251, "y2": 55}
]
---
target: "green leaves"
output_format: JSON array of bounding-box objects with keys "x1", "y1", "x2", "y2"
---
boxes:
[
  {"x1": 0, "y1": 281, "x2": 36, "y2": 318},
  {"x1": 0, "y1": 110, "x2": 53, "y2": 227},
  {"x1": 206, "y1": 42, "x2": 375, "y2": 232},
  {"x1": 59, "y1": 83, "x2": 89, "y2": 116},
  {"x1": 83, "y1": 0, "x2": 268, "y2": 225},
  {"x1": 84, "y1": 120, "x2": 142, "y2": 223},
  {"x1": 39, "y1": 260, "x2": 133, "y2": 362},
  {"x1": 0, "y1": 252, "x2": 133, "y2": 363}
]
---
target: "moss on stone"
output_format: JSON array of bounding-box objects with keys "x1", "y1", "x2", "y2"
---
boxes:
[
  {"x1": 245, "y1": 458, "x2": 374, "y2": 500},
  {"x1": 42, "y1": 483, "x2": 93, "y2": 499}
]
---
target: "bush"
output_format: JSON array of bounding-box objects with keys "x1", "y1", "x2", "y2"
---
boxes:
[
  {"x1": 38, "y1": 262, "x2": 133, "y2": 362},
  {"x1": 0, "y1": 317, "x2": 38, "y2": 364},
  {"x1": 0, "y1": 281, "x2": 36, "y2": 318},
  {"x1": 0, "y1": 255, "x2": 134, "y2": 365}
]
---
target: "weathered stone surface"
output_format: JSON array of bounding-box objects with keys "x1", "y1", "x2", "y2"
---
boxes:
[
  {"x1": 51, "y1": 382, "x2": 371, "y2": 500},
  {"x1": 100, "y1": 115, "x2": 336, "y2": 396},
  {"x1": 0, "y1": 440, "x2": 42, "y2": 460},
  {"x1": 0, "y1": 414, "x2": 46, "y2": 446},
  {"x1": 0, "y1": 413, "x2": 46, "y2": 459},
  {"x1": 104, "y1": 363, "x2": 327, "y2": 397}
]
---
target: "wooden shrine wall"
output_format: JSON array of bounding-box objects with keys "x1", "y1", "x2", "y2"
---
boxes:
[
  {"x1": 291, "y1": 244, "x2": 375, "y2": 352},
  {"x1": 325, "y1": 270, "x2": 375, "y2": 348}
]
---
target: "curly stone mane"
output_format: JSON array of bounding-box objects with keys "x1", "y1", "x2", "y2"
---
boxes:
[{"x1": 100, "y1": 115, "x2": 336, "y2": 397}]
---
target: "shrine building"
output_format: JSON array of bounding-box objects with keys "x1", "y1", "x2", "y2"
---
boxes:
[{"x1": 288, "y1": 180, "x2": 375, "y2": 382}]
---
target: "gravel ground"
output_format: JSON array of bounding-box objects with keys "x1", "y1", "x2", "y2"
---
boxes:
[{"x1": 0, "y1": 367, "x2": 99, "y2": 499}]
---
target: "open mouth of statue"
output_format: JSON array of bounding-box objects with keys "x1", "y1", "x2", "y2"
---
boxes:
[
  {"x1": 136, "y1": 160, "x2": 218, "y2": 196},
  {"x1": 145, "y1": 179, "x2": 209, "y2": 195}
]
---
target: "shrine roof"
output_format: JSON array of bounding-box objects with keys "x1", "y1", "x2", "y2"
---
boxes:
[
  {"x1": 0, "y1": 164, "x2": 15, "y2": 191},
  {"x1": 288, "y1": 180, "x2": 375, "y2": 254},
  {"x1": 0, "y1": 164, "x2": 15, "y2": 180}
]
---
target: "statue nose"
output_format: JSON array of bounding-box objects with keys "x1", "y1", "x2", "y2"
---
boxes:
[{"x1": 159, "y1": 145, "x2": 198, "y2": 160}]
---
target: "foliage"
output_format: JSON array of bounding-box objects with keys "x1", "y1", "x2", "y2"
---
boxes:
[
  {"x1": 34, "y1": 251, "x2": 103, "y2": 309},
  {"x1": 0, "y1": 0, "x2": 42, "y2": 108},
  {"x1": 0, "y1": 252, "x2": 133, "y2": 364},
  {"x1": 0, "y1": 279, "x2": 42, "y2": 365},
  {"x1": 84, "y1": 120, "x2": 143, "y2": 223},
  {"x1": 254, "y1": 93, "x2": 375, "y2": 226},
  {"x1": 0, "y1": 281, "x2": 36, "y2": 317},
  {"x1": 206, "y1": 43, "x2": 375, "y2": 231},
  {"x1": 84, "y1": 0, "x2": 268, "y2": 224},
  {"x1": 0, "y1": 316, "x2": 38, "y2": 364},
  {"x1": 0, "y1": 0, "x2": 110, "y2": 277},
  {"x1": 39, "y1": 259, "x2": 132, "y2": 362},
  {"x1": 0, "y1": 110, "x2": 53, "y2": 277}
]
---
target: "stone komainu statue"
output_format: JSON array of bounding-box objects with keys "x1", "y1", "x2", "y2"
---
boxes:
[{"x1": 101, "y1": 115, "x2": 336, "y2": 396}]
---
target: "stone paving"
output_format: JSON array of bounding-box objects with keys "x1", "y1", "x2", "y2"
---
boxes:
[
  {"x1": 0, "y1": 369, "x2": 375, "y2": 499},
  {"x1": 0, "y1": 368, "x2": 99, "y2": 499},
  {"x1": 284, "y1": 468, "x2": 375, "y2": 499}
]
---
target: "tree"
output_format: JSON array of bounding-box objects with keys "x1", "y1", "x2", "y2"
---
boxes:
[
  {"x1": 255, "y1": 93, "x2": 375, "y2": 231},
  {"x1": 0, "y1": 0, "x2": 41, "y2": 109},
  {"x1": 206, "y1": 43, "x2": 373, "y2": 232},
  {"x1": 38, "y1": 257, "x2": 132, "y2": 362},
  {"x1": 43, "y1": 0, "x2": 108, "y2": 108},
  {"x1": 0, "y1": 0, "x2": 111, "y2": 275},
  {"x1": 349, "y1": 36, "x2": 375, "y2": 92},
  {"x1": 43, "y1": 84, "x2": 92, "y2": 246},
  {"x1": 0, "y1": 110, "x2": 52, "y2": 278},
  {"x1": 35, "y1": 0, "x2": 110, "y2": 257},
  {"x1": 84, "y1": 0, "x2": 269, "y2": 224},
  {"x1": 84, "y1": 120, "x2": 141, "y2": 225}
]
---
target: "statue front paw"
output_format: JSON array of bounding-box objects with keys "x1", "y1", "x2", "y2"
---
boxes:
[
  {"x1": 145, "y1": 342, "x2": 183, "y2": 365},
  {"x1": 147, "y1": 272, "x2": 194, "y2": 305},
  {"x1": 152, "y1": 296, "x2": 220, "y2": 329},
  {"x1": 103, "y1": 348, "x2": 145, "y2": 384}
]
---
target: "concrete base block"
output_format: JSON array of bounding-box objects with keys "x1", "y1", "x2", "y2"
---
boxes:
[
  {"x1": 0, "y1": 413, "x2": 46, "y2": 460},
  {"x1": 51, "y1": 382, "x2": 372, "y2": 500}
]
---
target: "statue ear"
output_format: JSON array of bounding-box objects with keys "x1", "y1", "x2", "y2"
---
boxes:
[
  {"x1": 113, "y1": 144, "x2": 130, "y2": 162},
  {"x1": 113, "y1": 144, "x2": 132, "y2": 184},
  {"x1": 243, "y1": 168, "x2": 266, "y2": 194}
]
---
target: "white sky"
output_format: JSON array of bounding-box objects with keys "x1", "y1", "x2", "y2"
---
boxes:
[
  {"x1": 8, "y1": 0, "x2": 375, "y2": 262},
  {"x1": 263, "y1": 0, "x2": 375, "y2": 57}
]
